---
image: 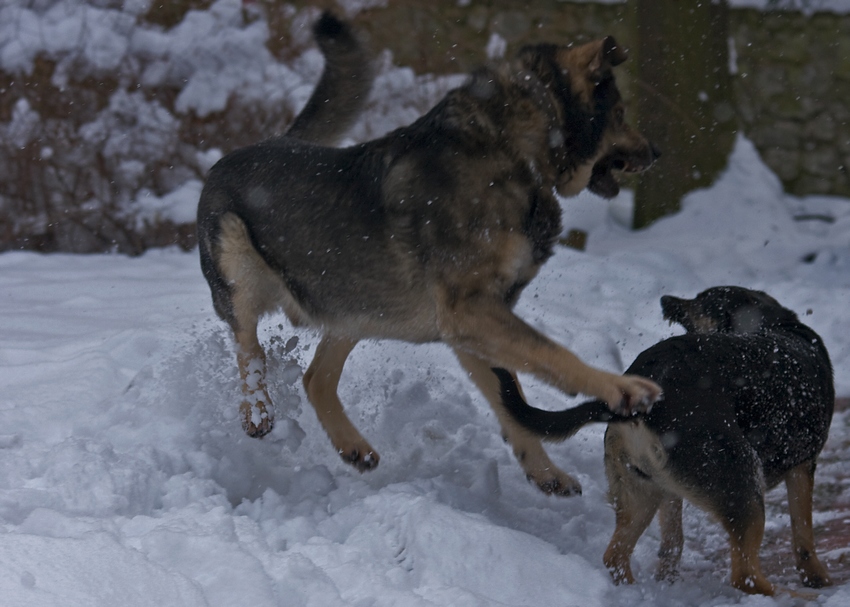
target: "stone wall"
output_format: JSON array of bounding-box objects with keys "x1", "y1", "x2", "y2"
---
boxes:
[
  {"x1": 3, "y1": 0, "x2": 846, "y2": 254},
  {"x1": 731, "y1": 9, "x2": 850, "y2": 196},
  {"x1": 299, "y1": 0, "x2": 850, "y2": 199}
]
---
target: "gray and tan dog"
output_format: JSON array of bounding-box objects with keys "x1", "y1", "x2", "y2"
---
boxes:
[{"x1": 197, "y1": 13, "x2": 661, "y2": 495}]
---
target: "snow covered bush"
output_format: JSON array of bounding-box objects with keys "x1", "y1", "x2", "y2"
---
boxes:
[
  {"x1": 0, "y1": 0, "x2": 477, "y2": 254},
  {"x1": 0, "y1": 0, "x2": 322, "y2": 253}
]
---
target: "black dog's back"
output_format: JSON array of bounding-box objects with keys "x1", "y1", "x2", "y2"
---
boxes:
[
  {"x1": 628, "y1": 330, "x2": 833, "y2": 487},
  {"x1": 499, "y1": 312, "x2": 834, "y2": 488}
]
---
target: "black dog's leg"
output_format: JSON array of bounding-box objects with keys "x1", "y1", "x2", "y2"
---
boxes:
[{"x1": 785, "y1": 461, "x2": 831, "y2": 588}]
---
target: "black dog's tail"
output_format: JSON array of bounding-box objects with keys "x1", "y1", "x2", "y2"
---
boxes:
[
  {"x1": 493, "y1": 368, "x2": 624, "y2": 442},
  {"x1": 285, "y1": 12, "x2": 375, "y2": 146}
]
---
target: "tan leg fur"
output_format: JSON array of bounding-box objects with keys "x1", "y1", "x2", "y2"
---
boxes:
[
  {"x1": 656, "y1": 495, "x2": 684, "y2": 582},
  {"x1": 727, "y1": 515, "x2": 773, "y2": 595},
  {"x1": 602, "y1": 428, "x2": 663, "y2": 584},
  {"x1": 302, "y1": 335, "x2": 378, "y2": 471},
  {"x1": 785, "y1": 461, "x2": 831, "y2": 588},
  {"x1": 455, "y1": 350, "x2": 582, "y2": 495},
  {"x1": 234, "y1": 326, "x2": 274, "y2": 437},
  {"x1": 436, "y1": 290, "x2": 659, "y2": 413}
]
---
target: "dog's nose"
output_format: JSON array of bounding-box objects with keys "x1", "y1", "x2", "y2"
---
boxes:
[
  {"x1": 660, "y1": 295, "x2": 683, "y2": 318},
  {"x1": 650, "y1": 142, "x2": 662, "y2": 160}
]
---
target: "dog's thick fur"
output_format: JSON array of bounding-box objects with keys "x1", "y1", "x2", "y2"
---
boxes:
[
  {"x1": 197, "y1": 13, "x2": 661, "y2": 495},
  {"x1": 497, "y1": 286, "x2": 834, "y2": 594}
]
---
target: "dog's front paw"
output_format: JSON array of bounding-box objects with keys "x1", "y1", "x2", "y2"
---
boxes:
[
  {"x1": 655, "y1": 560, "x2": 680, "y2": 584},
  {"x1": 240, "y1": 400, "x2": 274, "y2": 438},
  {"x1": 604, "y1": 546, "x2": 636, "y2": 585},
  {"x1": 609, "y1": 374, "x2": 662, "y2": 416},
  {"x1": 338, "y1": 444, "x2": 380, "y2": 472}
]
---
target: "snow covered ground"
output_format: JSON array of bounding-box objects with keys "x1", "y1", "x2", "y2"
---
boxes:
[
  {"x1": 2, "y1": 0, "x2": 850, "y2": 604},
  {"x1": 1, "y1": 135, "x2": 849, "y2": 606}
]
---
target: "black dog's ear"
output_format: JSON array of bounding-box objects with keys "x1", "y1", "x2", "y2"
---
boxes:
[{"x1": 589, "y1": 36, "x2": 628, "y2": 82}]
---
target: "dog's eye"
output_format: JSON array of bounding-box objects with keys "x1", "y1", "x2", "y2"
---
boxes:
[{"x1": 614, "y1": 107, "x2": 625, "y2": 123}]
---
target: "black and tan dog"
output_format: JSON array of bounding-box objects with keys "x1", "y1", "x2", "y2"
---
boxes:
[
  {"x1": 197, "y1": 13, "x2": 661, "y2": 495},
  {"x1": 497, "y1": 286, "x2": 834, "y2": 595}
]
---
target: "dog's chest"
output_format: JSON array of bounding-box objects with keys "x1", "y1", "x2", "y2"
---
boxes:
[
  {"x1": 524, "y1": 189, "x2": 563, "y2": 263},
  {"x1": 384, "y1": 162, "x2": 560, "y2": 287},
  {"x1": 429, "y1": 192, "x2": 560, "y2": 301}
]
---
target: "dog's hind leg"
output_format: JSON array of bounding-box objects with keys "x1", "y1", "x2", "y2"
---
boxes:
[
  {"x1": 602, "y1": 428, "x2": 663, "y2": 584},
  {"x1": 454, "y1": 350, "x2": 582, "y2": 496},
  {"x1": 604, "y1": 501, "x2": 659, "y2": 585},
  {"x1": 656, "y1": 494, "x2": 684, "y2": 582},
  {"x1": 726, "y1": 515, "x2": 773, "y2": 595},
  {"x1": 303, "y1": 334, "x2": 379, "y2": 472},
  {"x1": 785, "y1": 460, "x2": 831, "y2": 588},
  {"x1": 234, "y1": 324, "x2": 275, "y2": 437},
  {"x1": 689, "y1": 433, "x2": 773, "y2": 594},
  {"x1": 215, "y1": 212, "x2": 278, "y2": 437}
]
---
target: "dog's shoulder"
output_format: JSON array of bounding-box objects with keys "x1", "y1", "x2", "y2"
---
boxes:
[
  {"x1": 772, "y1": 319, "x2": 832, "y2": 362},
  {"x1": 769, "y1": 321, "x2": 835, "y2": 395}
]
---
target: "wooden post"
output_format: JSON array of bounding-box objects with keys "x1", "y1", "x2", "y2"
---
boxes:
[{"x1": 631, "y1": 0, "x2": 737, "y2": 229}]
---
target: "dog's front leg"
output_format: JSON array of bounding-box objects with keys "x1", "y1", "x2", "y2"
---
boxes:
[
  {"x1": 303, "y1": 334, "x2": 379, "y2": 471},
  {"x1": 436, "y1": 292, "x2": 661, "y2": 413},
  {"x1": 454, "y1": 351, "x2": 582, "y2": 496}
]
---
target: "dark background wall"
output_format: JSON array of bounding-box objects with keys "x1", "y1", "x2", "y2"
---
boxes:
[
  {"x1": 327, "y1": 0, "x2": 849, "y2": 200},
  {"x1": 1, "y1": 0, "x2": 847, "y2": 252}
]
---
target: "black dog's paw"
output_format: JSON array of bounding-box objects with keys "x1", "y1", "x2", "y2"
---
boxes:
[{"x1": 800, "y1": 568, "x2": 832, "y2": 589}]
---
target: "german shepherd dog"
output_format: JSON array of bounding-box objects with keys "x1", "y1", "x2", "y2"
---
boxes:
[
  {"x1": 197, "y1": 13, "x2": 661, "y2": 495},
  {"x1": 497, "y1": 286, "x2": 834, "y2": 595}
]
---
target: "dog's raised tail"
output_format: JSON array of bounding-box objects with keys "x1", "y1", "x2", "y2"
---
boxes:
[
  {"x1": 285, "y1": 12, "x2": 376, "y2": 146},
  {"x1": 493, "y1": 368, "x2": 620, "y2": 442}
]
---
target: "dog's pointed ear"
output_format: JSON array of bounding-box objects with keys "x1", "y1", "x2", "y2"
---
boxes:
[
  {"x1": 589, "y1": 36, "x2": 628, "y2": 82},
  {"x1": 603, "y1": 36, "x2": 628, "y2": 66},
  {"x1": 516, "y1": 43, "x2": 560, "y2": 79}
]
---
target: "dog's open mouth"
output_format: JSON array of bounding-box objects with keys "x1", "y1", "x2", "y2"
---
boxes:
[
  {"x1": 587, "y1": 158, "x2": 625, "y2": 199},
  {"x1": 588, "y1": 145, "x2": 660, "y2": 199}
]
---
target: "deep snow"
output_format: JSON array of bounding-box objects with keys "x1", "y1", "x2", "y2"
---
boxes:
[{"x1": 1, "y1": 135, "x2": 849, "y2": 606}]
